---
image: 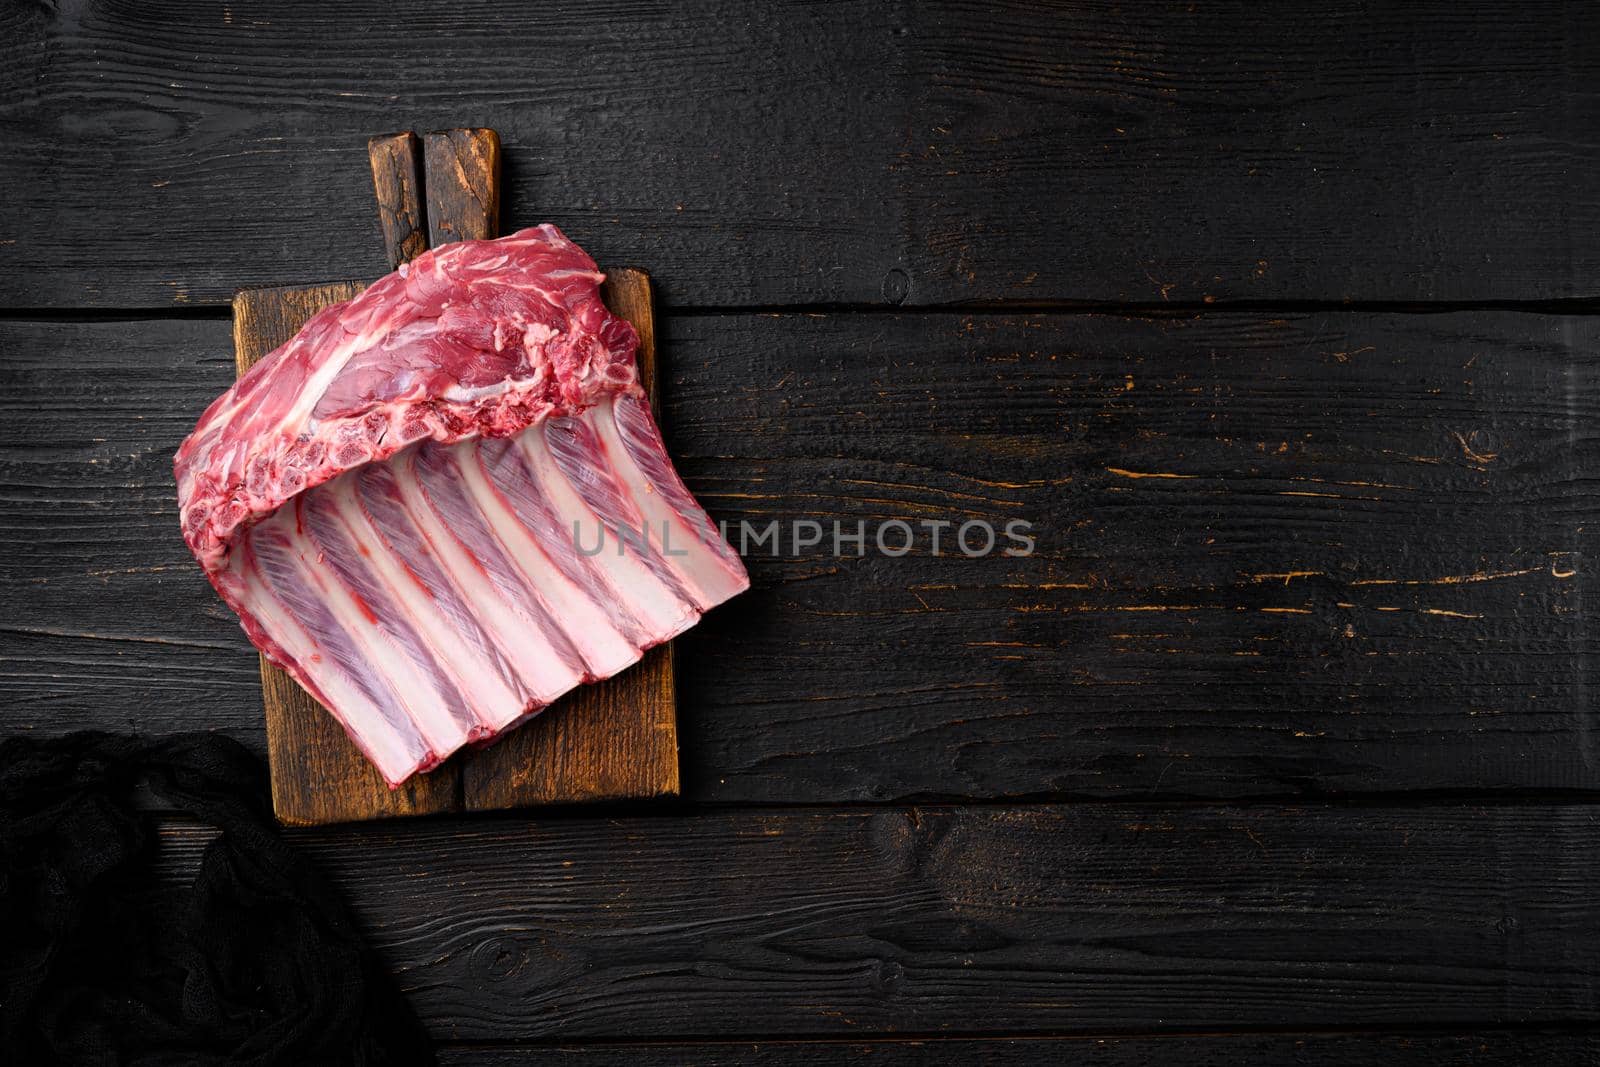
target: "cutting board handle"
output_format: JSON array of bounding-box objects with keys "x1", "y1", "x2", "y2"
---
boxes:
[
  {"x1": 367, "y1": 132, "x2": 428, "y2": 268},
  {"x1": 423, "y1": 129, "x2": 503, "y2": 245},
  {"x1": 240, "y1": 129, "x2": 680, "y2": 824},
  {"x1": 368, "y1": 128, "x2": 503, "y2": 265}
]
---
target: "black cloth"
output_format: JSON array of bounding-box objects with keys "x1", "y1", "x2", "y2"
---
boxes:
[{"x1": 0, "y1": 731, "x2": 433, "y2": 1066}]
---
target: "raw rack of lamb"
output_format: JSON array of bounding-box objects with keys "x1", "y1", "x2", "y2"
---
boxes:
[{"x1": 175, "y1": 225, "x2": 748, "y2": 786}]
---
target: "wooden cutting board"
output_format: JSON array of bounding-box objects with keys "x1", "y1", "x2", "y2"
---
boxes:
[{"x1": 231, "y1": 129, "x2": 678, "y2": 825}]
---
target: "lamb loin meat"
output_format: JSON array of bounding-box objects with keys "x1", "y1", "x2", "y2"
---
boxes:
[{"x1": 175, "y1": 225, "x2": 748, "y2": 785}]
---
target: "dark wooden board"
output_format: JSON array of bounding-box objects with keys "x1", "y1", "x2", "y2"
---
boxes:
[
  {"x1": 4, "y1": 2, "x2": 1597, "y2": 309},
  {"x1": 4, "y1": 309, "x2": 1594, "y2": 802},
  {"x1": 439, "y1": 1031, "x2": 1600, "y2": 1067},
  {"x1": 213, "y1": 125, "x2": 678, "y2": 823},
  {"x1": 151, "y1": 803, "x2": 1600, "y2": 1038},
  {"x1": 6, "y1": 5, "x2": 1599, "y2": 1053},
  {"x1": 229, "y1": 270, "x2": 677, "y2": 823}
]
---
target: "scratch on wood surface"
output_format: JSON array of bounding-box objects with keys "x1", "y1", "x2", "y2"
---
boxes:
[
  {"x1": 1278, "y1": 490, "x2": 1378, "y2": 500},
  {"x1": 1250, "y1": 570, "x2": 1324, "y2": 584},
  {"x1": 1419, "y1": 608, "x2": 1485, "y2": 619},
  {"x1": 1105, "y1": 467, "x2": 1198, "y2": 480},
  {"x1": 85, "y1": 564, "x2": 182, "y2": 578},
  {"x1": 1142, "y1": 268, "x2": 1176, "y2": 301},
  {"x1": 1452, "y1": 429, "x2": 1500, "y2": 464},
  {"x1": 839, "y1": 477, "x2": 1023, "y2": 507},
  {"x1": 1351, "y1": 566, "x2": 1542, "y2": 587},
  {"x1": 0, "y1": 625, "x2": 236, "y2": 651},
  {"x1": 1109, "y1": 604, "x2": 1207, "y2": 613},
  {"x1": 1288, "y1": 475, "x2": 1415, "y2": 492}
]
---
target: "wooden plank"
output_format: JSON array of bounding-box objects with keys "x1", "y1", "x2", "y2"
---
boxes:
[
  {"x1": 461, "y1": 268, "x2": 679, "y2": 810},
  {"x1": 658, "y1": 309, "x2": 1600, "y2": 801},
  {"x1": 438, "y1": 1031, "x2": 1600, "y2": 1067},
  {"x1": 151, "y1": 804, "x2": 1600, "y2": 1037},
  {"x1": 3, "y1": 3, "x2": 1595, "y2": 309},
  {"x1": 422, "y1": 129, "x2": 501, "y2": 246},
  {"x1": 216, "y1": 270, "x2": 678, "y2": 821},
  {"x1": 4, "y1": 310, "x2": 1595, "y2": 801},
  {"x1": 367, "y1": 132, "x2": 429, "y2": 268},
  {"x1": 232, "y1": 281, "x2": 461, "y2": 823}
]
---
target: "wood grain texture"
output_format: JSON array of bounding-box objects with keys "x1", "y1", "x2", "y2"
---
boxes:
[
  {"x1": 422, "y1": 128, "x2": 501, "y2": 246},
  {"x1": 462, "y1": 268, "x2": 679, "y2": 810},
  {"x1": 8, "y1": 2, "x2": 1595, "y2": 1050},
  {"x1": 439, "y1": 1031, "x2": 1600, "y2": 1067},
  {"x1": 660, "y1": 309, "x2": 1600, "y2": 801},
  {"x1": 367, "y1": 132, "x2": 428, "y2": 268},
  {"x1": 3, "y1": 310, "x2": 1593, "y2": 802},
  {"x1": 3, "y1": 1, "x2": 1595, "y2": 308},
  {"x1": 151, "y1": 804, "x2": 1600, "y2": 1038},
  {"x1": 234, "y1": 281, "x2": 461, "y2": 823}
]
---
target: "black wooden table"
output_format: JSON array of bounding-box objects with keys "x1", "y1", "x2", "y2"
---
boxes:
[{"x1": 4, "y1": 3, "x2": 1598, "y2": 1062}]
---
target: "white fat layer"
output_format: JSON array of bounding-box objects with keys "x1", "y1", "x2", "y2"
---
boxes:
[
  {"x1": 233, "y1": 520, "x2": 428, "y2": 784},
  {"x1": 204, "y1": 391, "x2": 736, "y2": 785},
  {"x1": 323, "y1": 472, "x2": 528, "y2": 729},
  {"x1": 391, "y1": 450, "x2": 584, "y2": 708},
  {"x1": 516, "y1": 422, "x2": 699, "y2": 641},
  {"x1": 587, "y1": 398, "x2": 750, "y2": 611},
  {"x1": 453, "y1": 439, "x2": 642, "y2": 678},
  {"x1": 286, "y1": 504, "x2": 472, "y2": 758}
]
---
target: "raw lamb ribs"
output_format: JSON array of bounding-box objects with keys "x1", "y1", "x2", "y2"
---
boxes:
[{"x1": 175, "y1": 225, "x2": 748, "y2": 786}]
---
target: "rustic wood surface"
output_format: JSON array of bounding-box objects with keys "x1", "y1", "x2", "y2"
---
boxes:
[
  {"x1": 439, "y1": 1032, "x2": 1600, "y2": 1067},
  {"x1": 2, "y1": 2, "x2": 1596, "y2": 309},
  {"x1": 438, "y1": 1036, "x2": 1600, "y2": 1067},
  {"x1": 147, "y1": 803, "x2": 1600, "y2": 1039},
  {"x1": 4, "y1": 2, "x2": 1598, "y2": 1061},
  {"x1": 5, "y1": 310, "x2": 1593, "y2": 800}
]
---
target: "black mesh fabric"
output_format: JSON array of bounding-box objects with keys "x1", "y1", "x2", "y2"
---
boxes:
[{"x1": 0, "y1": 731, "x2": 433, "y2": 1065}]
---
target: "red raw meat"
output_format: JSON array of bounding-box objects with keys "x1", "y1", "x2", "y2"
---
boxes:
[{"x1": 175, "y1": 225, "x2": 748, "y2": 785}]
